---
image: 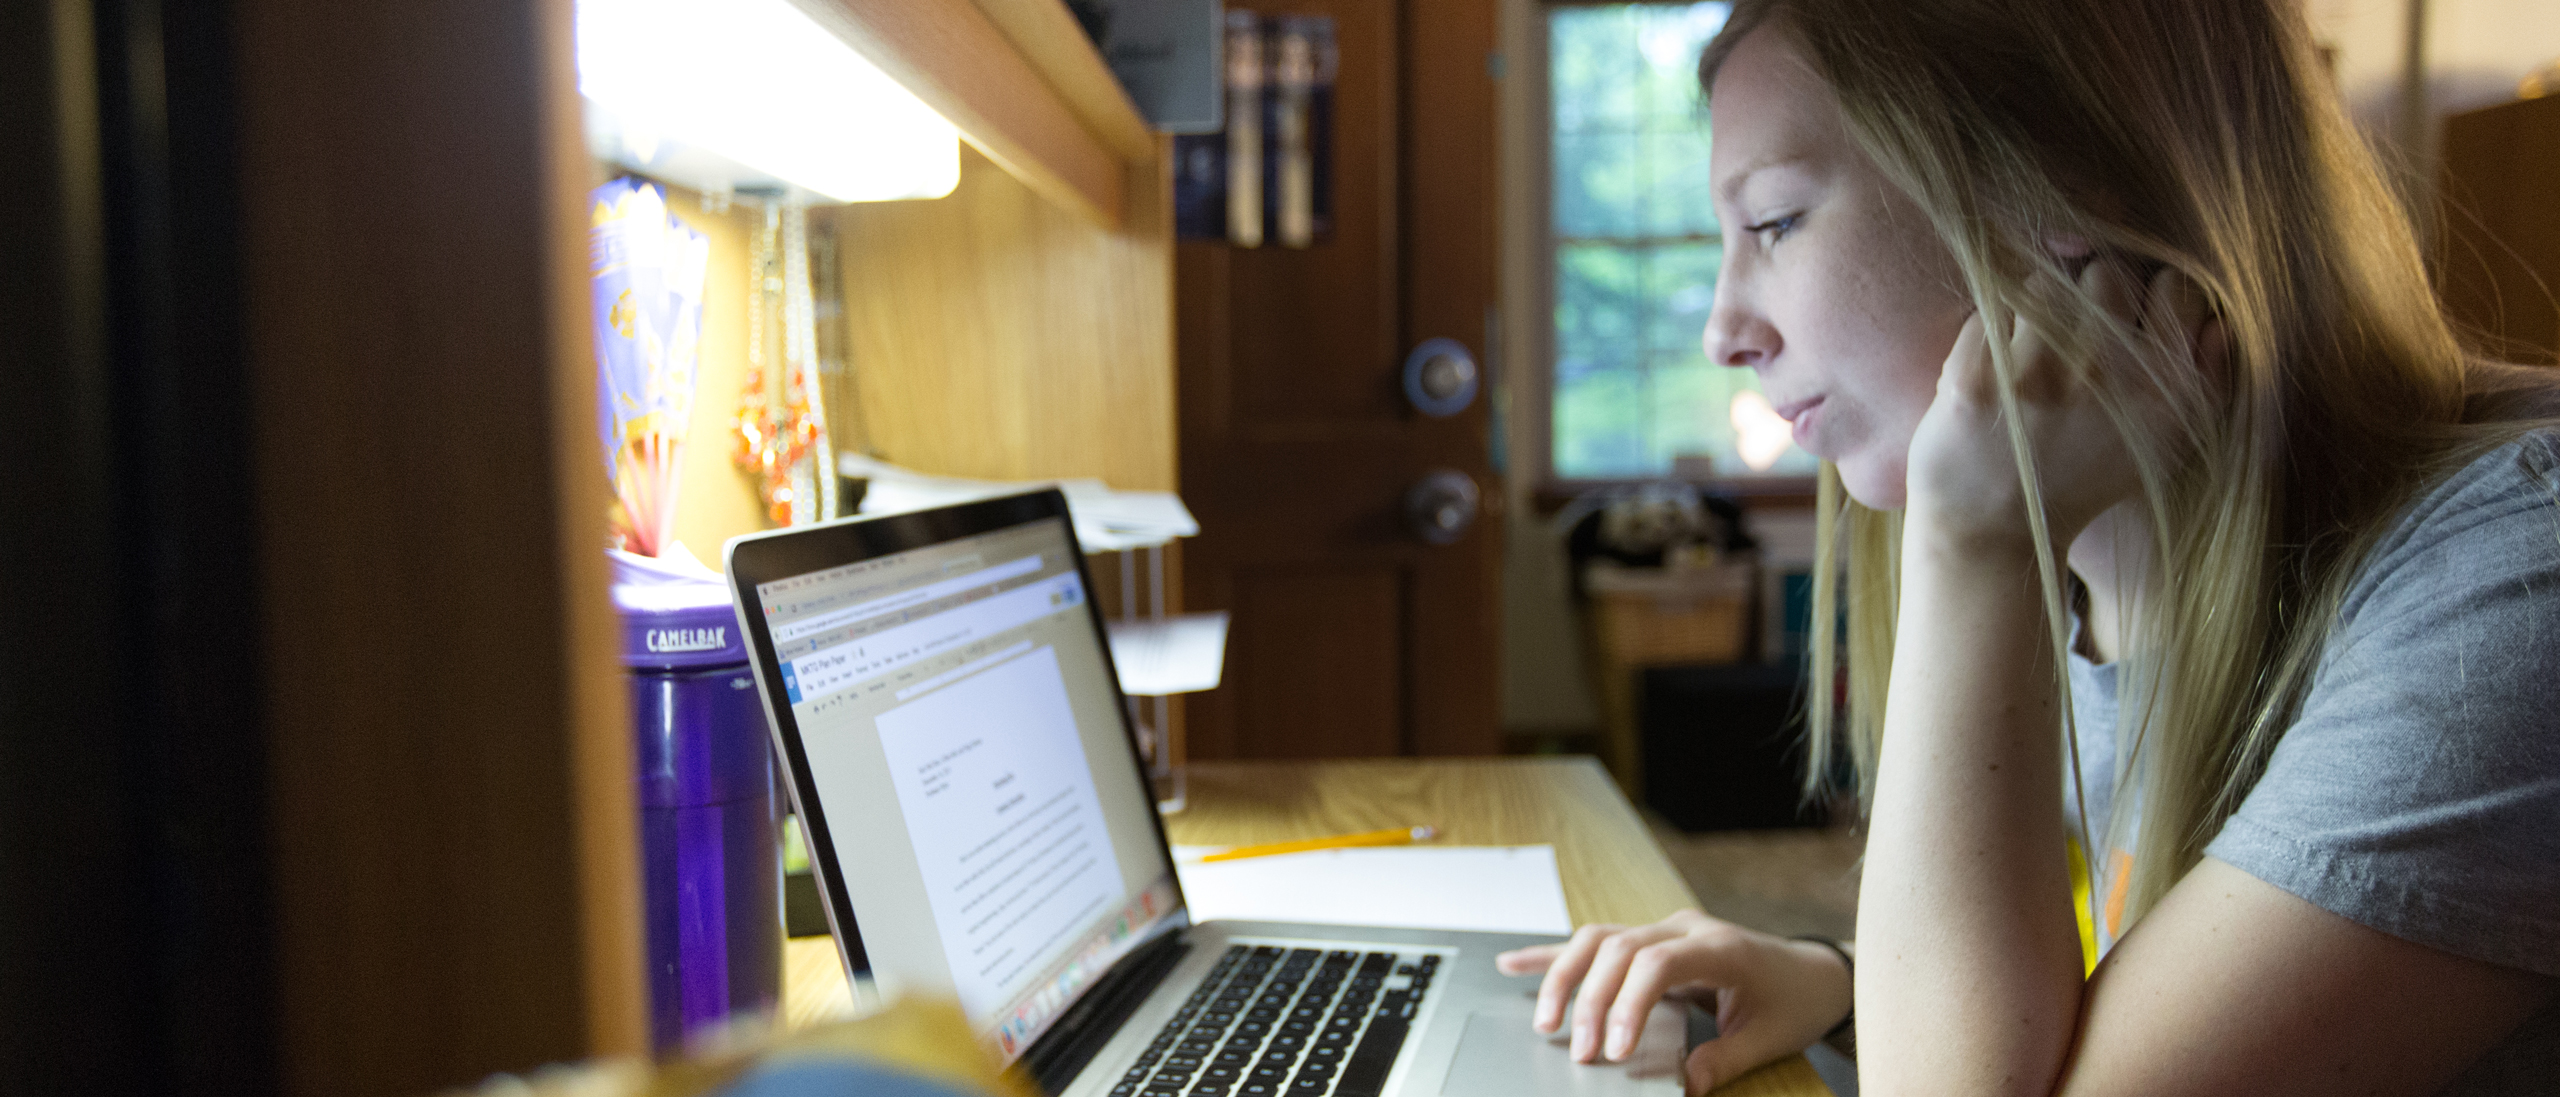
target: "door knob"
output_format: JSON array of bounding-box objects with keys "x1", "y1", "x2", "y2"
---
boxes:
[
  {"x1": 1405, "y1": 469, "x2": 1480, "y2": 545},
  {"x1": 1402, "y1": 338, "x2": 1479, "y2": 417}
]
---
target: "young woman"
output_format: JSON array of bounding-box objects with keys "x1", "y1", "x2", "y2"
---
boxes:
[{"x1": 1496, "y1": 1, "x2": 2560, "y2": 1093}]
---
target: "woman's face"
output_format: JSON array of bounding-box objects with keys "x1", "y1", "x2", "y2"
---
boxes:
[{"x1": 1703, "y1": 25, "x2": 1974, "y2": 508}]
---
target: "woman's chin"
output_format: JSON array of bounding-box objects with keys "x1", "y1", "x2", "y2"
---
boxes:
[{"x1": 1835, "y1": 456, "x2": 1909, "y2": 511}]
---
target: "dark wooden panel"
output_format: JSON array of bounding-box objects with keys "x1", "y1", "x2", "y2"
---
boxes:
[
  {"x1": 2439, "y1": 95, "x2": 2560, "y2": 364},
  {"x1": 235, "y1": 0, "x2": 644, "y2": 1092},
  {"x1": 1218, "y1": 567, "x2": 1408, "y2": 758}
]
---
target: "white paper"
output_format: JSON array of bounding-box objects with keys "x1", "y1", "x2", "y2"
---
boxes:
[
  {"x1": 1107, "y1": 612, "x2": 1229, "y2": 696},
  {"x1": 841, "y1": 453, "x2": 1199, "y2": 552},
  {"x1": 1170, "y1": 845, "x2": 1573, "y2": 936},
  {"x1": 874, "y1": 646, "x2": 1129, "y2": 1021},
  {"x1": 1064, "y1": 486, "x2": 1200, "y2": 542}
]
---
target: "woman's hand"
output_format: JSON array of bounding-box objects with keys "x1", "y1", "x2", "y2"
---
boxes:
[
  {"x1": 1903, "y1": 256, "x2": 2224, "y2": 553},
  {"x1": 1493, "y1": 910, "x2": 1852, "y2": 1094}
]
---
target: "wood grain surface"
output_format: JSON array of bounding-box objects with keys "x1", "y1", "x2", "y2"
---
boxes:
[
  {"x1": 238, "y1": 0, "x2": 648, "y2": 1090},
  {"x1": 804, "y1": 0, "x2": 1130, "y2": 227},
  {"x1": 829, "y1": 142, "x2": 1176, "y2": 495},
  {"x1": 784, "y1": 758, "x2": 1831, "y2": 1095}
]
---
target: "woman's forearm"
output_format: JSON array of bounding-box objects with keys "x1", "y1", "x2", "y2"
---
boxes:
[{"x1": 1854, "y1": 525, "x2": 2086, "y2": 1096}]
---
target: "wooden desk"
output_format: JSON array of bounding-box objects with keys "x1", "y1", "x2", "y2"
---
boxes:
[{"x1": 784, "y1": 757, "x2": 1833, "y2": 1096}]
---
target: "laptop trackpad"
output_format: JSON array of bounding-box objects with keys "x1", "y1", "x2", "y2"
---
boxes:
[{"x1": 1436, "y1": 994, "x2": 1686, "y2": 1096}]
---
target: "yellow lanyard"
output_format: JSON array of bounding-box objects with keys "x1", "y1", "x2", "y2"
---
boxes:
[{"x1": 2066, "y1": 838, "x2": 2098, "y2": 977}]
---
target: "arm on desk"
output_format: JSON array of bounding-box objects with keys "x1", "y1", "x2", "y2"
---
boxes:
[{"x1": 1495, "y1": 909, "x2": 1853, "y2": 1093}]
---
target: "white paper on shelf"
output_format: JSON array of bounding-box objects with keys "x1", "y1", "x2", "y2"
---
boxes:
[
  {"x1": 1167, "y1": 845, "x2": 1574, "y2": 936},
  {"x1": 839, "y1": 453, "x2": 1197, "y2": 552},
  {"x1": 1107, "y1": 612, "x2": 1230, "y2": 696}
]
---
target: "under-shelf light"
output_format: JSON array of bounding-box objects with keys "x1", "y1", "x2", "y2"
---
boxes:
[{"x1": 576, "y1": 0, "x2": 961, "y2": 204}]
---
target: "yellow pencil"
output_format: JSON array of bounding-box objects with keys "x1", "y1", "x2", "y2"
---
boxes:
[{"x1": 1198, "y1": 825, "x2": 1438, "y2": 863}]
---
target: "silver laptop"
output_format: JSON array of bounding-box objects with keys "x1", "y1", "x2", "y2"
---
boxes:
[{"x1": 725, "y1": 489, "x2": 1685, "y2": 1097}]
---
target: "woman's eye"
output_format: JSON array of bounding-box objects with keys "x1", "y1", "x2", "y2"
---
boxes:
[{"x1": 1745, "y1": 213, "x2": 1800, "y2": 243}]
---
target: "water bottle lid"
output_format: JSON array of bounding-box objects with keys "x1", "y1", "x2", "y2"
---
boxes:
[{"x1": 610, "y1": 544, "x2": 749, "y2": 669}]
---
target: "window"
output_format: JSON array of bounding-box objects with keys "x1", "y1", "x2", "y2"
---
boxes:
[{"x1": 1542, "y1": 1, "x2": 1814, "y2": 485}]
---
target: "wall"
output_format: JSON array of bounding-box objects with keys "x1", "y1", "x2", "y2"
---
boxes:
[
  {"x1": 1498, "y1": 0, "x2": 1602, "y2": 734},
  {"x1": 646, "y1": 185, "x2": 785, "y2": 559},
  {"x1": 2307, "y1": 0, "x2": 2560, "y2": 223}
]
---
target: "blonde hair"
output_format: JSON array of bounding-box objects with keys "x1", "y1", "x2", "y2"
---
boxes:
[{"x1": 1703, "y1": 0, "x2": 2556, "y2": 927}]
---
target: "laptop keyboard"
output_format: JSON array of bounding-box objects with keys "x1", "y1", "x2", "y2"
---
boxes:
[{"x1": 1110, "y1": 944, "x2": 1440, "y2": 1097}]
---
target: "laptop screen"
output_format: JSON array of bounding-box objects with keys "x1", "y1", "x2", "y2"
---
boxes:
[{"x1": 746, "y1": 510, "x2": 1182, "y2": 1061}]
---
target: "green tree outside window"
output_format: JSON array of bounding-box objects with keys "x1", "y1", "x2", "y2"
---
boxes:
[{"x1": 1551, "y1": 1, "x2": 1815, "y2": 481}]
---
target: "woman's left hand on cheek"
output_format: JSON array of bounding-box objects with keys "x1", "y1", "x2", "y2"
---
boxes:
[{"x1": 1903, "y1": 257, "x2": 2221, "y2": 552}]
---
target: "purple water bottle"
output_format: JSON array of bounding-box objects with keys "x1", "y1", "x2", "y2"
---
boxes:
[{"x1": 611, "y1": 548, "x2": 782, "y2": 1052}]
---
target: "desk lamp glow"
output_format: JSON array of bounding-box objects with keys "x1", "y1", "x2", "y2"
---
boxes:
[{"x1": 576, "y1": 0, "x2": 961, "y2": 204}]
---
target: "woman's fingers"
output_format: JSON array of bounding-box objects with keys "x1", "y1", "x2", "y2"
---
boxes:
[
  {"x1": 1529, "y1": 924, "x2": 1623, "y2": 1034},
  {"x1": 1603, "y1": 932, "x2": 1736, "y2": 1060},
  {"x1": 1567, "y1": 922, "x2": 1689, "y2": 1061},
  {"x1": 1939, "y1": 310, "x2": 1991, "y2": 404},
  {"x1": 1681, "y1": 939, "x2": 1854, "y2": 1095},
  {"x1": 1493, "y1": 942, "x2": 1562, "y2": 976},
  {"x1": 1685, "y1": 1021, "x2": 1799, "y2": 1097},
  {"x1": 2147, "y1": 263, "x2": 2210, "y2": 339}
]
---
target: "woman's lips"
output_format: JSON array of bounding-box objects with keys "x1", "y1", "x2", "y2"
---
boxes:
[{"x1": 1776, "y1": 395, "x2": 1825, "y2": 449}]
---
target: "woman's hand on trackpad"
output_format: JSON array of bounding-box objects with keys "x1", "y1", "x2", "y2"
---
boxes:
[{"x1": 1493, "y1": 910, "x2": 1851, "y2": 1093}]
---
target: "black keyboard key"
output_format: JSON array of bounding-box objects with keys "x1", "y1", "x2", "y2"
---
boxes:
[
  {"x1": 1329, "y1": 1012, "x2": 1409, "y2": 1097},
  {"x1": 1111, "y1": 1084, "x2": 1138, "y2": 1097},
  {"x1": 1297, "y1": 1060, "x2": 1336, "y2": 1078},
  {"x1": 1241, "y1": 1084, "x2": 1276, "y2": 1097}
]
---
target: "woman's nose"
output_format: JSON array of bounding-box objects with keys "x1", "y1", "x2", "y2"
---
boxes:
[{"x1": 1703, "y1": 289, "x2": 1778, "y2": 369}]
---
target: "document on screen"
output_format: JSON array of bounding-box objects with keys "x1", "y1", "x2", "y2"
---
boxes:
[{"x1": 875, "y1": 644, "x2": 1128, "y2": 1021}]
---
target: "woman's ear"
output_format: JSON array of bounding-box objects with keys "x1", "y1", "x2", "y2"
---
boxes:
[{"x1": 2195, "y1": 316, "x2": 2231, "y2": 389}]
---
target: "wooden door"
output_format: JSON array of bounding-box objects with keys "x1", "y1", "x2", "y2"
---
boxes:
[{"x1": 1178, "y1": 0, "x2": 1501, "y2": 760}]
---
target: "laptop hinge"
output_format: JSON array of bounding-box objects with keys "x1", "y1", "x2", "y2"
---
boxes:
[{"x1": 1015, "y1": 928, "x2": 1192, "y2": 1095}]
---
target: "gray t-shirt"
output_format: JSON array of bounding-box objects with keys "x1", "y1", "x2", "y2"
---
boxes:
[{"x1": 2067, "y1": 431, "x2": 2560, "y2": 1094}]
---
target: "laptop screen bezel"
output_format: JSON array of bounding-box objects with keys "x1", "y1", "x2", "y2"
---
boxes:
[{"x1": 722, "y1": 487, "x2": 1192, "y2": 993}]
